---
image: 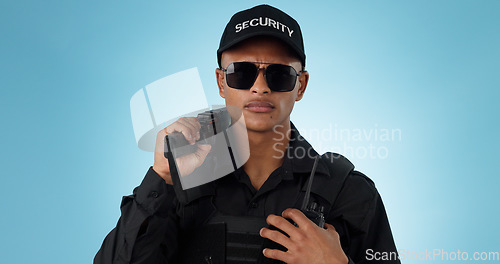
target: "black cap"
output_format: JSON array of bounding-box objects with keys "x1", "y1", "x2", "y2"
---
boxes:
[{"x1": 217, "y1": 4, "x2": 305, "y2": 68}]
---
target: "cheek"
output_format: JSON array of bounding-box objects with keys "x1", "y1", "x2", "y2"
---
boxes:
[
  {"x1": 278, "y1": 95, "x2": 297, "y2": 114},
  {"x1": 223, "y1": 88, "x2": 244, "y2": 106}
]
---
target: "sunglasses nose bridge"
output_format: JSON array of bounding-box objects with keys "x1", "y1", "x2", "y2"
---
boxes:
[
  {"x1": 256, "y1": 67, "x2": 267, "y2": 80},
  {"x1": 251, "y1": 67, "x2": 271, "y2": 93}
]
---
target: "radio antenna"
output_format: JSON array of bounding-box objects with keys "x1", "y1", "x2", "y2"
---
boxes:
[{"x1": 301, "y1": 155, "x2": 320, "y2": 211}]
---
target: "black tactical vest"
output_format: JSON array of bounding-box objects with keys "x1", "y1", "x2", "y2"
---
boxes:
[{"x1": 175, "y1": 153, "x2": 354, "y2": 264}]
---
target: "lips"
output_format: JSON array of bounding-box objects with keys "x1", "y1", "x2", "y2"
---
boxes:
[{"x1": 244, "y1": 101, "x2": 275, "y2": 113}]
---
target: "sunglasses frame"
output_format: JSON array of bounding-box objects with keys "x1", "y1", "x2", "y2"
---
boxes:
[{"x1": 220, "y1": 61, "x2": 303, "y2": 92}]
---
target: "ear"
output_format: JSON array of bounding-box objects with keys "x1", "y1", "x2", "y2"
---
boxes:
[
  {"x1": 216, "y1": 68, "x2": 226, "y2": 99},
  {"x1": 295, "y1": 70, "x2": 309, "y2": 101}
]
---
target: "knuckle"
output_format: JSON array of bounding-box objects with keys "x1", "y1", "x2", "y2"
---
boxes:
[
  {"x1": 294, "y1": 232, "x2": 303, "y2": 241},
  {"x1": 193, "y1": 150, "x2": 203, "y2": 161},
  {"x1": 166, "y1": 123, "x2": 178, "y2": 132},
  {"x1": 267, "y1": 230, "x2": 279, "y2": 240},
  {"x1": 276, "y1": 217, "x2": 288, "y2": 227},
  {"x1": 187, "y1": 117, "x2": 198, "y2": 123},
  {"x1": 156, "y1": 129, "x2": 165, "y2": 138},
  {"x1": 185, "y1": 117, "x2": 199, "y2": 127},
  {"x1": 287, "y1": 243, "x2": 298, "y2": 252},
  {"x1": 302, "y1": 222, "x2": 314, "y2": 231}
]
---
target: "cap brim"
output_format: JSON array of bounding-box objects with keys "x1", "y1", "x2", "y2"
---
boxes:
[{"x1": 217, "y1": 31, "x2": 305, "y2": 67}]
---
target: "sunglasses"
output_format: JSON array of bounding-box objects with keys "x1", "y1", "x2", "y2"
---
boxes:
[{"x1": 221, "y1": 62, "x2": 302, "y2": 92}]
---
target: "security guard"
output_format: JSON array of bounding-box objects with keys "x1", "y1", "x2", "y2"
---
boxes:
[{"x1": 95, "y1": 5, "x2": 400, "y2": 264}]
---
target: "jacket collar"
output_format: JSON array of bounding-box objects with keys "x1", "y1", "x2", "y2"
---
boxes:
[
  {"x1": 285, "y1": 122, "x2": 330, "y2": 178},
  {"x1": 289, "y1": 122, "x2": 352, "y2": 207},
  {"x1": 183, "y1": 122, "x2": 337, "y2": 205}
]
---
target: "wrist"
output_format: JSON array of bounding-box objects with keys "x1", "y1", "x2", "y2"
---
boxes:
[
  {"x1": 338, "y1": 254, "x2": 349, "y2": 264},
  {"x1": 152, "y1": 165, "x2": 173, "y2": 185},
  {"x1": 327, "y1": 252, "x2": 349, "y2": 264}
]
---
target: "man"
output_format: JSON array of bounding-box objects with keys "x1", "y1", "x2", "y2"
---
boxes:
[{"x1": 95, "y1": 4, "x2": 399, "y2": 264}]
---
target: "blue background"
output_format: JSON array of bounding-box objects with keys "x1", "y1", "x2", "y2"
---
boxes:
[{"x1": 1, "y1": 0, "x2": 499, "y2": 263}]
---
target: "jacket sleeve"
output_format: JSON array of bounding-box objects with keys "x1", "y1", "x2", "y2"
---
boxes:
[
  {"x1": 94, "y1": 167, "x2": 180, "y2": 264},
  {"x1": 329, "y1": 171, "x2": 400, "y2": 264}
]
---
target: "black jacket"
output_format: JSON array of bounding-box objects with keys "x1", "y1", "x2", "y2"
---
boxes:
[{"x1": 95, "y1": 124, "x2": 400, "y2": 263}]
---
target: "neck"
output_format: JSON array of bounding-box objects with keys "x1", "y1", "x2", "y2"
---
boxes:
[{"x1": 243, "y1": 122, "x2": 291, "y2": 191}]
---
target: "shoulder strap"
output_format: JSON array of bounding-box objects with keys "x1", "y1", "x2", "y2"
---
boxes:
[
  {"x1": 317, "y1": 152, "x2": 355, "y2": 253},
  {"x1": 304, "y1": 152, "x2": 354, "y2": 207},
  {"x1": 320, "y1": 152, "x2": 354, "y2": 182}
]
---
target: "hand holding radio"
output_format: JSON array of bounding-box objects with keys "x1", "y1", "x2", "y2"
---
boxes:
[
  {"x1": 258, "y1": 156, "x2": 348, "y2": 264},
  {"x1": 153, "y1": 117, "x2": 212, "y2": 185},
  {"x1": 260, "y1": 209, "x2": 348, "y2": 264}
]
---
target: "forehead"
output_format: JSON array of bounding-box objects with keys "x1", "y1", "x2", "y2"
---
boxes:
[{"x1": 221, "y1": 36, "x2": 300, "y2": 67}]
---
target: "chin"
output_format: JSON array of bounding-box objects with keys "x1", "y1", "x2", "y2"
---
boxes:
[
  {"x1": 242, "y1": 115, "x2": 286, "y2": 133},
  {"x1": 243, "y1": 117, "x2": 275, "y2": 132}
]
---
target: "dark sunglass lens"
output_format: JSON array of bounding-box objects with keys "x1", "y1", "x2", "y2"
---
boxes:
[
  {"x1": 226, "y1": 62, "x2": 257, "y2": 89},
  {"x1": 266, "y1": 64, "x2": 297, "y2": 92}
]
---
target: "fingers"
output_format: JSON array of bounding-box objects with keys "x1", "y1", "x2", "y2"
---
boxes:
[
  {"x1": 154, "y1": 128, "x2": 167, "y2": 153},
  {"x1": 152, "y1": 117, "x2": 204, "y2": 182},
  {"x1": 262, "y1": 212, "x2": 345, "y2": 264},
  {"x1": 193, "y1": 144, "x2": 212, "y2": 165},
  {"x1": 324, "y1": 223, "x2": 336, "y2": 231},
  {"x1": 282, "y1": 208, "x2": 314, "y2": 230},
  {"x1": 324, "y1": 223, "x2": 341, "y2": 239},
  {"x1": 165, "y1": 117, "x2": 201, "y2": 144},
  {"x1": 177, "y1": 117, "x2": 201, "y2": 140},
  {"x1": 176, "y1": 144, "x2": 212, "y2": 177},
  {"x1": 262, "y1": 248, "x2": 290, "y2": 263},
  {"x1": 265, "y1": 214, "x2": 296, "y2": 238},
  {"x1": 260, "y1": 227, "x2": 293, "y2": 251}
]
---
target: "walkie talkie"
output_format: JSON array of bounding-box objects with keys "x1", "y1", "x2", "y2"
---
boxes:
[
  {"x1": 299, "y1": 155, "x2": 325, "y2": 228},
  {"x1": 258, "y1": 156, "x2": 325, "y2": 263},
  {"x1": 165, "y1": 108, "x2": 230, "y2": 157},
  {"x1": 163, "y1": 108, "x2": 232, "y2": 204}
]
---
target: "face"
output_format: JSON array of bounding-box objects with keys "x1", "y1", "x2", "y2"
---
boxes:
[{"x1": 216, "y1": 37, "x2": 309, "y2": 133}]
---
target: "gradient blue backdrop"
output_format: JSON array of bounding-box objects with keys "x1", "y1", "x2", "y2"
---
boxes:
[{"x1": 1, "y1": 1, "x2": 499, "y2": 263}]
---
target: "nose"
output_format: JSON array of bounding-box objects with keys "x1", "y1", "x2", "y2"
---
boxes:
[{"x1": 250, "y1": 69, "x2": 271, "y2": 94}]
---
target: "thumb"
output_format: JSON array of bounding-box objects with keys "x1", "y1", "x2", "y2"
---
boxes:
[
  {"x1": 176, "y1": 144, "x2": 212, "y2": 177},
  {"x1": 198, "y1": 144, "x2": 212, "y2": 151},
  {"x1": 194, "y1": 144, "x2": 212, "y2": 163}
]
